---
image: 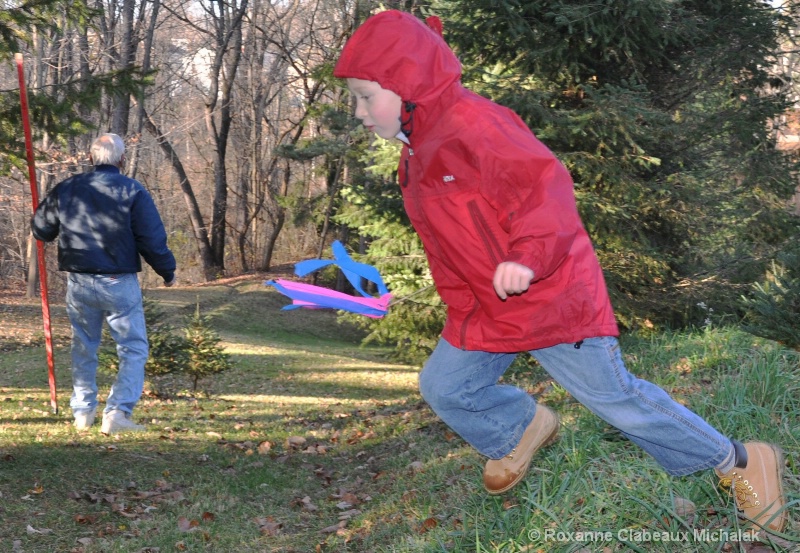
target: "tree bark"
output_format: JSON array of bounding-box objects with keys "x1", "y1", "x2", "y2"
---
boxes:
[
  {"x1": 204, "y1": 0, "x2": 249, "y2": 274},
  {"x1": 111, "y1": 0, "x2": 137, "y2": 136},
  {"x1": 136, "y1": 98, "x2": 219, "y2": 280}
]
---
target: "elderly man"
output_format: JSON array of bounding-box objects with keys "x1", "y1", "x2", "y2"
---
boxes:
[{"x1": 32, "y1": 133, "x2": 176, "y2": 434}]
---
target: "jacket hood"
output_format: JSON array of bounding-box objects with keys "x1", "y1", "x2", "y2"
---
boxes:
[{"x1": 333, "y1": 10, "x2": 462, "y2": 111}]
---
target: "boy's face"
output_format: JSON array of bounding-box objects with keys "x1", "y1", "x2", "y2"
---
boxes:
[{"x1": 346, "y1": 78, "x2": 403, "y2": 140}]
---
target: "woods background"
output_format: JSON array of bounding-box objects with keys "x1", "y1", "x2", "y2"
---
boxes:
[{"x1": 1, "y1": 0, "x2": 800, "y2": 360}]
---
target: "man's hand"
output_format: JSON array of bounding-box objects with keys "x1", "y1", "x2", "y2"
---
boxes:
[
  {"x1": 493, "y1": 262, "x2": 534, "y2": 300},
  {"x1": 164, "y1": 276, "x2": 177, "y2": 288}
]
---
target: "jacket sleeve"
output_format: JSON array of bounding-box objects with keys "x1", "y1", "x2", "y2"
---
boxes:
[
  {"x1": 31, "y1": 191, "x2": 61, "y2": 242},
  {"x1": 478, "y1": 119, "x2": 581, "y2": 282},
  {"x1": 130, "y1": 187, "x2": 176, "y2": 283}
]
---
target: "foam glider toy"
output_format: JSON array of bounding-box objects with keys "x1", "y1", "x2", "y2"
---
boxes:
[{"x1": 265, "y1": 241, "x2": 392, "y2": 318}]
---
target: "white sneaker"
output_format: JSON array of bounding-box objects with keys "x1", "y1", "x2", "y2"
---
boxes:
[
  {"x1": 101, "y1": 410, "x2": 145, "y2": 435},
  {"x1": 74, "y1": 408, "x2": 97, "y2": 430}
]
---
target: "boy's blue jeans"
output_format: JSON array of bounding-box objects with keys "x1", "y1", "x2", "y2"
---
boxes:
[
  {"x1": 66, "y1": 273, "x2": 148, "y2": 416},
  {"x1": 419, "y1": 336, "x2": 731, "y2": 476}
]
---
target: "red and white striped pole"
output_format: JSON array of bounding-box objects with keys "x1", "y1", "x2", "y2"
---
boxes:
[{"x1": 15, "y1": 53, "x2": 58, "y2": 415}]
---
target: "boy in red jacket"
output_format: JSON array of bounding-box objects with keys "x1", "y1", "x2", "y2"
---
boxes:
[{"x1": 334, "y1": 10, "x2": 786, "y2": 532}]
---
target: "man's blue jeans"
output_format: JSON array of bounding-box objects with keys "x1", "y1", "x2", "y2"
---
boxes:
[
  {"x1": 66, "y1": 273, "x2": 148, "y2": 416},
  {"x1": 419, "y1": 336, "x2": 732, "y2": 476}
]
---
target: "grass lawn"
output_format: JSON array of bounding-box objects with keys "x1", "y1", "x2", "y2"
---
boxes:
[{"x1": 0, "y1": 278, "x2": 798, "y2": 552}]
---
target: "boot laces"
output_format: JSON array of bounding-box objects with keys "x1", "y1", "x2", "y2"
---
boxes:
[{"x1": 719, "y1": 470, "x2": 761, "y2": 509}]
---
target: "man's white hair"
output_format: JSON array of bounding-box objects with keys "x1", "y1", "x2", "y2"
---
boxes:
[{"x1": 90, "y1": 133, "x2": 126, "y2": 166}]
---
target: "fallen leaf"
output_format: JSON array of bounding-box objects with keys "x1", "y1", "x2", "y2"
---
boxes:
[
  {"x1": 672, "y1": 496, "x2": 696, "y2": 518},
  {"x1": 338, "y1": 509, "x2": 361, "y2": 520},
  {"x1": 419, "y1": 517, "x2": 438, "y2": 533},
  {"x1": 320, "y1": 520, "x2": 347, "y2": 534},
  {"x1": 298, "y1": 496, "x2": 318, "y2": 512},
  {"x1": 177, "y1": 516, "x2": 200, "y2": 532},
  {"x1": 157, "y1": 491, "x2": 186, "y2": 503},
  {"x1": 254, "y1": 516, "x2": 282, "y2": 536},
  {"x1": 74, "y1": 513, "x2": 99, "y2": 524}
]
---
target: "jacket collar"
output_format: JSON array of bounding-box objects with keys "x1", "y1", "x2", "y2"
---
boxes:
[{"x1": 94, "y1": 164, "x2": 121, "y2": 174}]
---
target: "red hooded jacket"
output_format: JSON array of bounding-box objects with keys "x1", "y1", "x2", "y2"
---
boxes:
[{"x1": 334, "y1": 10, "x2": 619, "y2": 352}]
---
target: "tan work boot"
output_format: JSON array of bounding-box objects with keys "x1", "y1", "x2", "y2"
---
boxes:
[
  {"x1": 715, "y1": 441, "x2": 786, "y2": 532},
  {"x1": 74, "y1": 408, "x2": 97, "y2": 430},
  {"x1": 483, "y1": 405, "x2": 560, "y2": 494},
  {"x1": 101, "y1": 410, "x2": 145, "y2": 435}
]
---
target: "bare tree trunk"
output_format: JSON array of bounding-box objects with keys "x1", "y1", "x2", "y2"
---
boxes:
[
  {"x1": 203, "y1": 0, "x2": 248, "y2": 274},
  {"x1": 111, "y1": 0, "x2": 137, "y2": 135},
  {"x1": 259, "y1": 161, "x2": 289, "y2": 271},
  {"x1": 25, "y1": 236, "x2": 38, "y2": 298},
  {"x1": 137, "y1": 99, "x2": 218, "y2": 281},
  {"x1": 316, "y1": 156, "x2": 345, "y2": 259},
  {"x1": 129, "y1": 0, "x2": 161, "y2": 180}
]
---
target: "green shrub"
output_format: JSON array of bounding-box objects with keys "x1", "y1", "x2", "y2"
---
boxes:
[
  {"x1": 99, "y1": 297, "x2": 232, "y2": 395},
  {"x1": 183, "y1": 302, "x2": 233, "y2": 392},
  {"x1": 742, "y1": 239, "x2": 800, "y2": 350}
]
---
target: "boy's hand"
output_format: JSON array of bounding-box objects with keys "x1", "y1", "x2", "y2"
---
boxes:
[{"x1": 493, "y1": 262, "x2": 534, "y2": 300}]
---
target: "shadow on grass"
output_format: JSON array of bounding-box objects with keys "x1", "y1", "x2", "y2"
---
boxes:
[{"x1": 0, "y1": 389, "x2": 479, "y2": 553}]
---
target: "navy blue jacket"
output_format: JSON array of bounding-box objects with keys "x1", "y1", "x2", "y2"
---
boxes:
[{"x1": 31, "y1": 165, "x2": 176, "y2": 283}]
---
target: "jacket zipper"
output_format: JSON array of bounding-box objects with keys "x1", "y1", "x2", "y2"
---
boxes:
[
  {"x1": 467, "y1": 201, "x2": 503, "y2": 266},
  {"x1": 460, "y1": 301, "x2": 481, "y2": 348},
  {"x1": 459, "y1": 201, "x2": 507, "y2": 348}
]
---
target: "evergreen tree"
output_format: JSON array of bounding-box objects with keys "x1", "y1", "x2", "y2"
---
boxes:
[
  {"x1": 335, "y1": 135, "x2": 444, "y2": 362},
  {"x1": 742, "y1": 241, "x2": 800, "y2": 350},
  {"x1": 426, "y1": 0, "x2": 800, "y2": 329},
  {"x1": 424, "y1": 0, "x2": 800, "y2": 328},
  {"x1": 325, "y1": 2, "x2": 800, "y2": 357},
  {"x1": 141, "y1": 296, "x2": 190, "y2": 379},
  {"x1": 183, "y1": 301, "x2": 233, "y2": 393},
  {"x1": 98, "y1": 297, "x2": 189, "y2": 384},
  {"x1": 100, "y1": 298, "x2": 232, "y2": 395}
]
